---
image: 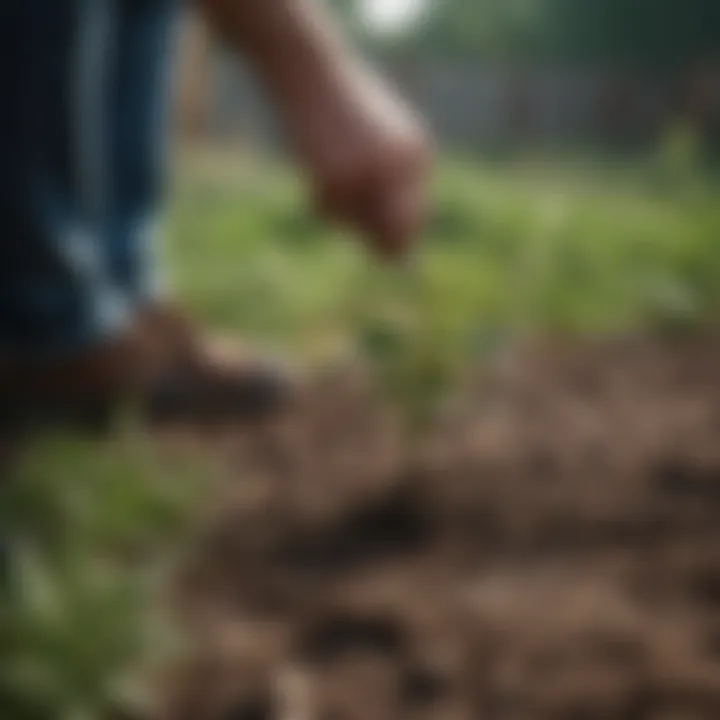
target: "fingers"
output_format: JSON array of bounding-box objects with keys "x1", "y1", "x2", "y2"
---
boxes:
[
  {"x1": 364, "y1": 175, "x2": 428, "y2": 261},
  {"x1": 315, "y1": 160, "x2": 429, "y2": 261}
]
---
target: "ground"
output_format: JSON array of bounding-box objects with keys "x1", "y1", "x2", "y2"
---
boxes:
[
  {"x1": 168, "y1": 333, "x2": 720, "y2": 720},
  {"x1": 2, "y1": 156, "x2": 720, "y2": 720}
]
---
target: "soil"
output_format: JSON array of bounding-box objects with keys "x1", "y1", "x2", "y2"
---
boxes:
[{"x1": 165, "y1": 334, "x2": 720, "y2": 720}]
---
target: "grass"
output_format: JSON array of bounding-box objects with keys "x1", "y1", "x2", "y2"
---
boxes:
[
  {"x1": 2, "y1": 152, "x2": 719, "y2": 719},
  {"x1": 0, "y1": 433, "x2": 201, "y2": 720},
  {"x1": 171, "y1": 153, "x2": 720, "y2": 344}
]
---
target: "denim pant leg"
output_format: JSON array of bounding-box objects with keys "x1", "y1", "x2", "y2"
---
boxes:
[
  {"x1": 0, "y1": 0, "x2": 130, "y2": 356},
  {"x1": 108, "y1": 0, "x2": 180, "y2": 304}
]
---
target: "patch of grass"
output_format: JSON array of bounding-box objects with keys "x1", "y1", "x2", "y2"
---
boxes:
[
  {"x1": 171, "y1": 157, "x2": 720, "y2": 340},
  {"x1": 0, "y1": 433, "x2": 201, "y2": 720}
]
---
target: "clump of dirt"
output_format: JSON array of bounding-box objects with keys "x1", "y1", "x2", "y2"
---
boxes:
[{"x1": 166, "y1": 335, "x2": 720, "y2": 720}]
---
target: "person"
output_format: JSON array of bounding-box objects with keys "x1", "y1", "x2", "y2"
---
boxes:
[{"x1": 0, "y1": 0, "x2": 431, "y2": 429}]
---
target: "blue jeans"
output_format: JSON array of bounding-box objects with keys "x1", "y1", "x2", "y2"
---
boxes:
[{"x1": 0, "y1": 0, "x2": 179, "y2": 355}]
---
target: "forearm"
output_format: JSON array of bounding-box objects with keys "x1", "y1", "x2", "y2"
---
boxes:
[{"x1": 195, "y1": 0, "x2": 354, "y2": 105}]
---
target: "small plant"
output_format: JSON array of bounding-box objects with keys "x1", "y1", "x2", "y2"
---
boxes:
[{"x1": 349, "y1": 261, "x2": 472, "y2": 430}]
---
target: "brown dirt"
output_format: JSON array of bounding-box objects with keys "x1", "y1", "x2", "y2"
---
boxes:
[{"x1": 165, "y1": 334, "x2": 720, "y2": 720}]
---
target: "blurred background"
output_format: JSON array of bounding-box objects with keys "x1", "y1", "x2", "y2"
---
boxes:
[
  {"x1": 2, "y1": 2, "x2": 720, "y2": 719},
  {"x1": 180, "y1": 0, "x2": 719, "y2": 158}
]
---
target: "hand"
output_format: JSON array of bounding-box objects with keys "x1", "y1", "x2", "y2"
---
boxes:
[{"x1": 283, "y1": 65, "x2": 433, "y2": 260}]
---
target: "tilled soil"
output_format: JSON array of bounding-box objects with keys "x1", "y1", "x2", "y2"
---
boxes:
[{"x1": 166, "y1": 335, "x2": 720, "y2": 720}]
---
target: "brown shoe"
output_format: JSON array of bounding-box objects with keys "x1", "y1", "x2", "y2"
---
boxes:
[
  {"x1": 137, "y1": 304, "x2": 295, "y2": 424},
  {"x1": 0, "y1": 305, "x2": 295, "y2": 431}
]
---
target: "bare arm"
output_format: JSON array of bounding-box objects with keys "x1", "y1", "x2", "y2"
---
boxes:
[{"x1": 194, "y1": 0, "x2": 432, "y2": 259}]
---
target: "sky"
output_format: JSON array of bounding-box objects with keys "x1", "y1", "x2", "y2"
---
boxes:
[{"x1": 361, "y1": 0, "x2": 428, "y2": 33}]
